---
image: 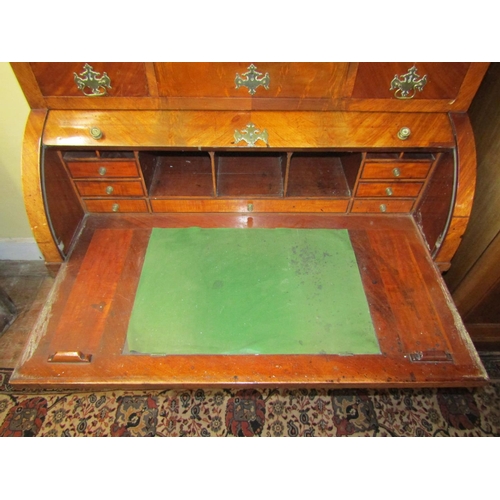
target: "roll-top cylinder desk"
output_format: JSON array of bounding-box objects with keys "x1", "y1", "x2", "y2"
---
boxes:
[{"x1": 10, "y1": 62, "x2": 490, "y2": 389}]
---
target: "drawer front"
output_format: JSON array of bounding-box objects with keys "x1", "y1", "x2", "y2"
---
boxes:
[
  {"x1": 83, "y1": 199, "x2": 149, "y2": 213},
  {"x1": 356, "y1": 182, "x2": 424, "y2": 198},
  {"x1": 75, "y1": 181, "x2": 145, "y2": 197},
  {"x1": 151, "y1": 199, "x2": 349, "y2": 213},
  {"x1": 66, "y1": 161, "x2": 139, "y2": 179},
  {"x1": 351, "y1": 63, "x2": 470, "y2": 100},
  {"x1": 351, "y1": 199, "x2": 415, "y2": 213},
  {"x1": 155, "y1": 63, "x2": 348, "y2": 99},
  {"x1": 29, "y1": 63, "x2": 149, "y2": 97},
  {"x1": 361, "y1": 162, "x2": 432, "y2": 180}
]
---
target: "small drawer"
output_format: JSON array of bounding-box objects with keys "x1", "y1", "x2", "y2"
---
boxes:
[
  {"x1": 83, "y1": 199, "x2": 149, "y2": 213},
  {"x1": 361, "y1": 161, "x2": 432, "y2": 180},
  {"x1": 75, "y1": 181, "x2": 145, "y2": 197},
  {"x1": 66, "y1": 161, "x2": 139, "y2": 179},
  {"x1": 29, "y1": 63, "x2": 149, "y2": 98},
  {"x1": 356, "y1": 182, "x2": 424, "y2": 198},
  {"x1": 351, "y1": 199, "x2": 414, "y2": 213}
]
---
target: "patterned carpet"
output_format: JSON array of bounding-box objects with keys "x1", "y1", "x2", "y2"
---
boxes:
[{"x1": 2, "y1": 357, "x2": 500, "y2": 436}]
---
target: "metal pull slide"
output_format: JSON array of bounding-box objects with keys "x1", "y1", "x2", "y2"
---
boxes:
[
  {"x1": 390, "y1": 65, "x2": 427, "y2": 100},
  {"x1": 48, "y1": 351, "x2": 92, "y2": 363},
  {"x1": 392, "y1": 167, "x2": 401, "y2": 177},
  {"x1": 379, "y1": 204, "x2": 387, "y2": 213},
  {"x1": 385, "y1": 187, "x2": 393, "y2": 196},
  {"x1": 235, "y1": 64, "x2": 270, "y2": 95},
  {"x1": 74, "y1": 63, "x2": 112, "y2": 96},
  {"x1": 112, "y1": 203, "x2": 120, "y2": 212},
  {"x1": 409, "y1": 350, "x2": 452, "y2": 363}
]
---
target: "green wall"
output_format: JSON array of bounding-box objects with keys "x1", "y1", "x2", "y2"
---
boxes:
[{"x1": 0, "y1": 62, "x2": 32, "y2": 239}]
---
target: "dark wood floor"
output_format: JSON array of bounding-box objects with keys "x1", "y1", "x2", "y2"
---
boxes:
[{"x1": 0, "y1": 261, "x2": 54, "y2": 368}]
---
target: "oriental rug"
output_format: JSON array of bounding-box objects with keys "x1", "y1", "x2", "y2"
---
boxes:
[{"x1": 1, "y1": 359, "x2": 500, "y2": 437}]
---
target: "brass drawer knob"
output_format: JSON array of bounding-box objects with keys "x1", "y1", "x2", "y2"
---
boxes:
[
  {"x1": 112, "y1": 203, "x2": 120, "y2": 212},
  {"x1": 397, "y1": 127, "x2": 411, "y2": 140},
  {"x1": 98, "y1": 166, "x2": 107, "y2": 176},
  {"x1": 392, "y1": 167, "x2": 401, "y2": 177},
  {"x1": 380, "y1": 204, "x2": 387, "y2": 213},
  {"x1": 385, "y1": 187, "x2": 393, "y2": 196},
  {"x1": 105, "y1": 185, "x2": 114, "y2": 195},
  {"x1": 90, "y1": 127, "x2": 103, "y2": 140}
]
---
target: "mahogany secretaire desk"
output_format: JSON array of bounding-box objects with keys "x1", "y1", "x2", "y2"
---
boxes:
[{"x1": 9, "y1": 62, "x2": 490, "y2": 389}]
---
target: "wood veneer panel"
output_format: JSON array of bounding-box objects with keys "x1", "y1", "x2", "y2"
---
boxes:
[
  {"x1": 83, "y1": 199, "x2": 149, "y2": 213},
  {"x1": 42, "y1": 110, "x2": 455, "y2": 149},
  {"x1": 350, "y1": 200, "x2": 414, "y2": 213},
  {"x1": 413, "y1": 152, "x2": 454, "y2": 255},
  {"x1": 47, "y1": 229, "x2": 135, "y2": 356},
  {"x1": 151, "y1": 199, "x2": 349, "y2": 213},
  {"x1": 434, "y1": 114, "x2": 477, "y2": 266},
  {"x1": 356, "y1": 182, "x2": 423, "y2": 198},
  {"x1": 21, "y1": 110, "x2": 63, "y2": 263},
  {"x1": 42, "y1": 150, "x2": 85, "y2": 256},
  {"x1": 75, "y1": 181, "x2": 145, "y2": 197},
  {"x1": 10, "y1": 63, "x2": 46, "y2": 109},
  {"x1": 287, "y1": 154, "x2": 351, "y2": 197},
  {"x1": 149, "y1": 152, "x2": 214, "y2": 197},
  {"x1": 217, "y1": 153, "x2": 285, "y2": 197},
  {"x1": 11, "y1": 214, "x2": 486, "y2": 389},
  {"x1": 66, "y1": 161, "x2": 139, "y2": 178},
  {"x1": 29, "y1": 63, "x2": 149, "y2": 97},
  {"x1": 445, "y1": 65, "x2": 500, "y2": 292},
  {"x1": 155, "y1": 63, "x2": 349, "y2": 99},
  {"x1": 352, "y1": 63, "x2": 470, "y2": 100}
]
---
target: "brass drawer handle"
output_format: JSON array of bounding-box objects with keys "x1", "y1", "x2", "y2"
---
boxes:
[
  {"x1": 380, "y1": 203, "x2": 387, "y2": 213},
  {"x1": 397, "y1": 127, "x2": 411, "y2": 140},
  {"x1": 98, "y1": 166, "x2": 107, "y2": 176},
  {"x1": 74, "y1": 63, "x2": 111, "y2": 97},
  {"x1": 89, "y1": 127, "x2": 103, "y2": 140},
  {"x1": 389, "y1": 65, "x2": 427, "y2": 100},
  {"x1": 112, "y1": 203, "x2": 120, "y2": 212},
  {"x1": 235, "y1": 64, "x2": 270, "y2": 95},
  {"x1": 234, "y1": 123, "x2": 269, "y2": 147},
  {"x1": 392, "y1": 167, "x2": 401, "y2": 178},
  {"x1": 105, "y1": 185, "x2": 114, "y2": 195},
  {"x1": 385, "y1": 187, "x2": 393, "y2": 196}
]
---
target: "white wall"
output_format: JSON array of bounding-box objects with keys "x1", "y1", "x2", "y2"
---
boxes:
[{"x1": 0, "y1": 62, "x2": 42, "y2": 259}]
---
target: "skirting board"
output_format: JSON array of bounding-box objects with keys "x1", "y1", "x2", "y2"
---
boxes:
[{"x1": 0, "y1": 238, "x2": 42, "y2": 260}]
